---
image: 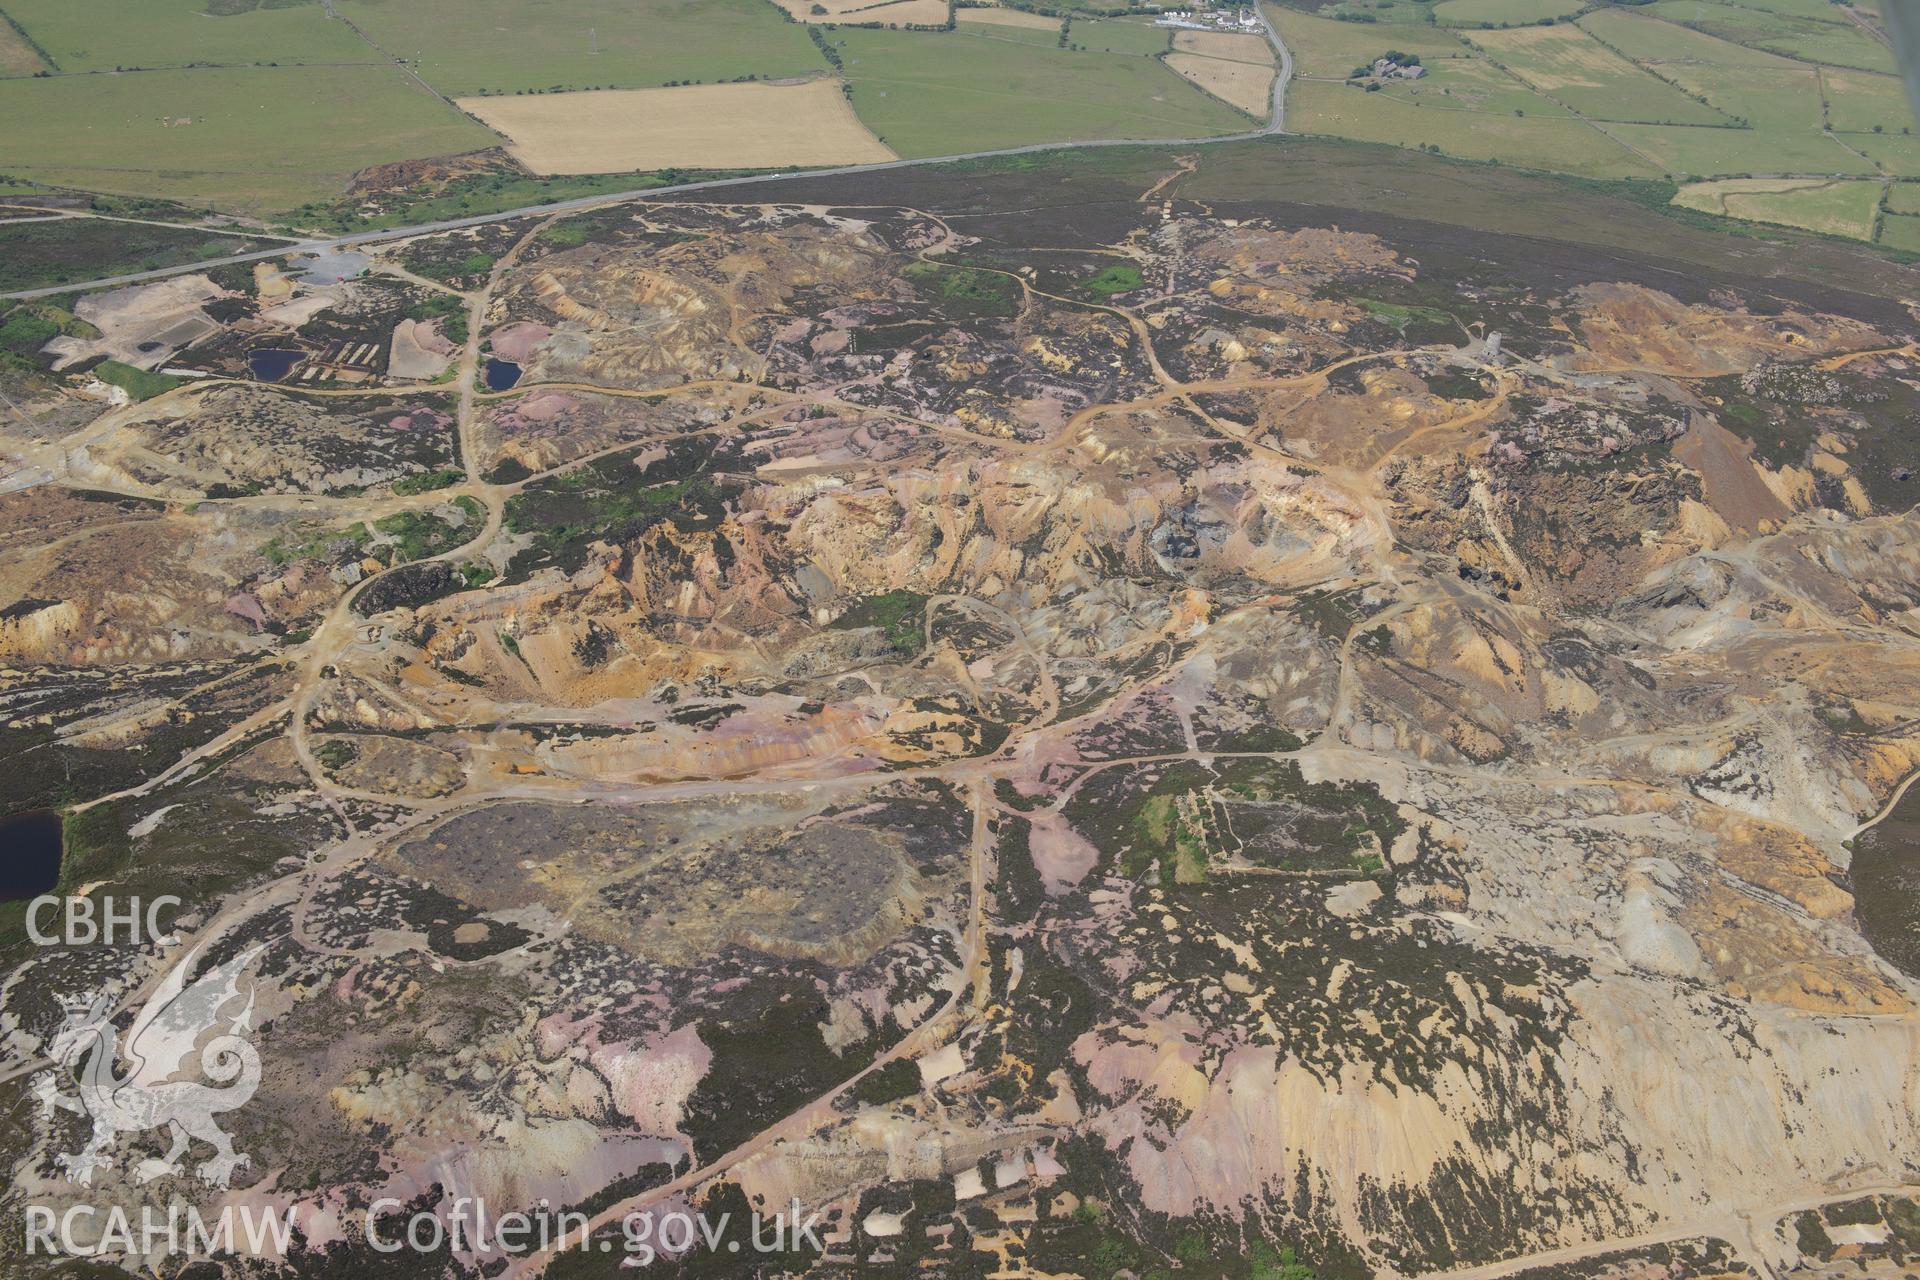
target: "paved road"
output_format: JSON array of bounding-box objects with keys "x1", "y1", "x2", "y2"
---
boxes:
[
  {"x1": 1267, "y1": 6, "x2": 1294, "y2": 133},
  {"x1": 0, "y1": 14, "x2": 1292, "y2": 302}
]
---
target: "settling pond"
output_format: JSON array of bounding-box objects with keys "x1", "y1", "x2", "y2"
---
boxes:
[
  {"x1": 484, "y1": 358, "x2": 522, "y2": 391},
  {"x1": 248, "y1": 348, "x2": 305, "y2": 382},
  {"x1": 0, "y1": 809, "x2": 61, "y2": 901}
]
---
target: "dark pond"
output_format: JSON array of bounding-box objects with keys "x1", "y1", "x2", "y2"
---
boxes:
[
  {"x1": 248, "y1": 348, "x2": 305, "y2": 382},
  {"x1": 1852, "y1": 779, "x2": 1920, "y2": 979},
  {"x1": 0, "y1": 809, "x2": 62, "y2": 901},
  {"x1": 484, "y1": 358, "x2": 522, "y2": 391}
]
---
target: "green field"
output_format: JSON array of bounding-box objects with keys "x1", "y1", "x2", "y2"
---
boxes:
[
  {"x1": 1308, "y1": 0, "x2": 1444, "y2": 25},
  {"x1": 836, "y1": 27, "x2": 1251, "y2": 156},
  {"x1": 1885, "y1": 182, "x2": 1920, "y2": 214},
  {"x1": 1378, "y1": 51, "x2": 1576, "y2": 117},
  {"x1": 1432, "y1": 0, "x2": 1585, "y2": 27},
  {"x1": 1578, "y1": 5, "x2": 1795, "y2": 66},
  {"x1": 1719, "y1": 0, "x2": 1866, "y2": 20},
  {"x1": 1822, "y1": 67, "x2": 1911, "y2": 134},
  {"x1": 1069, "y1": 15, "x2": 1171, "y2": 56},
  {"x1": 1572, "y1": 7, "x2": 1913, "y2": 178},
  {"x1": 336, "y1": 0, "x2": 828, "y2": 96},
  {"x1": 1266, "y1": 0, "x2": 1916, "y2": 224},
  {"x1": 0, "y1": 65, "x2": 496, "y2": 212},
  {"x1": 1845, "y1": 129, "x2": 1920, "y2": 175},
  {"x1": 1655, "y1": 63, "x2": 1823, "y2": 131},
  {"x1": 1640, "y1": 0, "x2": 1895, "y2": 71},
  {"x1": 1766, "y1": 25, "x2": 1898, "y2": 72},
  {"x1": 1578, "y1": 11, "x2": 1836, "y2": 135},
  {"x1": 1639, "y1": 0, "x2": 1816, "y2": 41},
  {"x1": 1877, "y1": 209, "x2": 1920, "y2": 250},
  {"x1": 4, "y1": 0, "x2": 370, "y2": 72},
  {"x1": 1265, "y1": 7, "x2": 1468, "y2": 79},
  {"x1": 1607, "y1": 120, "x2": 1876, "y2": 175},
  {"x1": 1470, "y1": 25, "x2": 1732, "y2": 124},
  {"x1": 1290, "y1": 80, "x2": 1660, "y2": 175}
]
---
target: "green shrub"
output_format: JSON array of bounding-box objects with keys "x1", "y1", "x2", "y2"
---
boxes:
[
  {"x1": 392, "y1": 468, "x2": 463, "y2": 496},
  {"x1": 94, "y1": 360, "x2": 180, "y2": 401},
  {"x1": 0, "y1": 309, "x2": 58, "y2": 355}
]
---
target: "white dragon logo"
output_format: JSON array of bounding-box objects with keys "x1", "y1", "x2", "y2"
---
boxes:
[{"x1": 34, "y1": 945, "x2": 265, "y2": 1190}]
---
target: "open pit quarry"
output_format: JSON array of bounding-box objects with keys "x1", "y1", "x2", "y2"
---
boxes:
[{"x1": 2, "y1": 148, "x2": 1920, "y2": 1280}]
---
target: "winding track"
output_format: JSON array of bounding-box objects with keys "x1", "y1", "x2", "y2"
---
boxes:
[{"x1": 0, "y1": 13, "x2": 1292, "y2": 303}]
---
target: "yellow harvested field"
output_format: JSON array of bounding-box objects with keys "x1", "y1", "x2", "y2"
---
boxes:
[
  {"x1": 0, "y1": 21, "x2": 46, "y2": 74},
  {"x1": 1166, "y1": 53, "x2": 1275, "y2": 116},
  {"x1": 457, "y1": 81, "x2": 896, "y2": 175},
  {"x1": 1473, "y1": 24, "x2": 1632, "y2": 91},
  {"x1": 772, "y1": 0, "x2": 947, "y2": 20},
  {"x1": 1172, "y1": 31, "x2": 1274, "y2": 64},
  {"x1": 845, "y1": 0, "x2": 950, "y2": 20},
  {"x1": 959, "y1": 6, "x2": 1063, "y2": 28}
]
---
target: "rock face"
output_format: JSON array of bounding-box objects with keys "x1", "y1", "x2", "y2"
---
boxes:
[{"x1": 5, "y1": 169, "x2": 1920, "y2": 1279}]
